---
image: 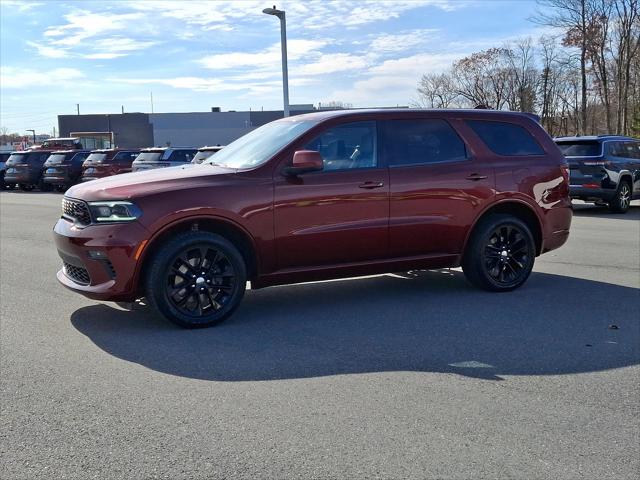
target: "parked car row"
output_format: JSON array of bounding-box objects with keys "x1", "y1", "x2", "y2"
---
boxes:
[
  {"x1": 2, "y1": 131, "x2": 638, "y2": 216},
  {"x1": 1, "y1": 142, "x2": 224, "y2": 191}
]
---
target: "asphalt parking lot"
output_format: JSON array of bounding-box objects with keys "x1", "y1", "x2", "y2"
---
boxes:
[{"x1": 1, "y1": 191, "x2": 638, "y2": 480}]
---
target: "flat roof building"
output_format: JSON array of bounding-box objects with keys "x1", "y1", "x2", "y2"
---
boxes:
[{"x1": 57, "y1": 108, "x2": 315, "y2": 149}]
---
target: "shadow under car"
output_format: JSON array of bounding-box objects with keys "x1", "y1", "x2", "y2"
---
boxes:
[{"x1": 71, "y1": 270, "x2": 639, "y2": 382}]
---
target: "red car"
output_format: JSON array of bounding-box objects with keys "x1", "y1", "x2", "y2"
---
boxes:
[
  {"x1": 80, "y1": 149, "x2": 141, "y2": 182},
  {"x1": 54, "y1": 109, "x2": 571, "y2": 328}
]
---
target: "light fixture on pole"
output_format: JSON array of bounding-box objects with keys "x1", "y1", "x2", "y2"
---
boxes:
[{"x1": 262, "y1": 5, "x2": 290, "y2": 117}]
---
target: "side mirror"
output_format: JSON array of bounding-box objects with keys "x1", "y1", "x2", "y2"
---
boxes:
[{"x1": 283, "y1": 150, "x2": 323, "y2": 176}]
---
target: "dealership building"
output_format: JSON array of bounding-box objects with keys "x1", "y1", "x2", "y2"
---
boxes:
[{"x1": 57, "y1": 105, "x2": 316, "y2": 149}]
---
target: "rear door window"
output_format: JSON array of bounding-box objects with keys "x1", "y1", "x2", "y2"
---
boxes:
[
  {"x1": 382, "y1": 119, "x2": 467, "y2": 166},
  {"x1": 610, "y1": 141, "x2": 640, "y2": 159},
  {"x1": 467, "y1": 120, "x2": 544, "y2": 156}
]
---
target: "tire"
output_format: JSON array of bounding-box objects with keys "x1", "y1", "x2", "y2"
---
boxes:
[
  {"x1": 462, "y1": 214, "x2": 536, "y2": 292},
  {"x1": 608, "y1": 180, "x2": 631, "y2": 214},
  {"x1": 37, "y1": 177, "x2": 53, "y2": 192},
  {"x1": 145, "y1": 231, "x2": 247, "y2": 328},
  {"x1": 19, "y1": 184, "x2": 34, "y2": 191}
]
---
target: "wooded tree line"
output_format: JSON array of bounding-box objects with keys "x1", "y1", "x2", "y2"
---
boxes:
[{"x1": 416, "y1": 0, "x2": 640, "y2": 137}]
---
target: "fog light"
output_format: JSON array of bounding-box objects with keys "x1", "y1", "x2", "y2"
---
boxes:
[{"x1": 88, "y1": 250, "x2": 108, "y2": 260}]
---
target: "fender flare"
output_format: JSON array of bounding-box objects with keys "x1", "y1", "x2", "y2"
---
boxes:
[{"x1": 460, "y1": 198, "x2": 544, "y2": 257}]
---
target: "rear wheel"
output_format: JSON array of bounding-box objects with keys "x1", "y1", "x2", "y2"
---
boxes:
[
  {"x1": 145, "y1": 231, "x2": 247, "y2": 328},
  {"x1": 609, "y1": 180, "x2": 631, "y2": 214},
  {"x1": 462, "y1": 214, "x2": 535, "y2": 292}
]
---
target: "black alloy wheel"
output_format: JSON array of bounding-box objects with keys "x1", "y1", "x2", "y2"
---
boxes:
[
  {"x1": 462, "y1": 214, "x2": 535, "y2": 292},
  {"x1": 166, "y1": 246, "x2": 237, "y2": 318},
  {"x1": 609, "y1": 181, "x2": 631, "y2": 213},
  {"x1": 146, "y1": 231, "x2": 247, "y2": 328},
  {"x1": 482, "y1": 224, "x2": 532, "y2": 286}
]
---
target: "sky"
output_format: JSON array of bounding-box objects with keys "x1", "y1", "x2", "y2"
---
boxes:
[{"x1": 0, "y1": 0, "x2": 547, "y2": 134}]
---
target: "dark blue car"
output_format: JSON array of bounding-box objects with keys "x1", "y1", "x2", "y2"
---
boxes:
[{"x1": 555, "y1": 135, "x2": 640, "y2": 213}]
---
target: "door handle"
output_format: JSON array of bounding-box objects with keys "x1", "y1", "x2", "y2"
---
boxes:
[
  {"x1": 465, "y1": 173, "x2": 488, "y2": 181},
  {"x1": 358, "y1": 181, "x2": 384, "y2": 189}
]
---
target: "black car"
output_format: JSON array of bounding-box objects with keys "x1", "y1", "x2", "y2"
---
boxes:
[
  {"x1": 555, "y1": 135, "x2": 640, "y2": 213},
  {"x1": 42, "y1": 149, "x2": 91, "y2": 191},
  {"x1": 0, "y1": 152, "x2": 11, "y2": 188},
  {"x1": 4, "y1": 150, "x2": 55, "y2": 191}
]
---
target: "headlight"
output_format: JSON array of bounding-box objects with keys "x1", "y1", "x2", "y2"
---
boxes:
[{"x1": 87, "y1": 201, "x2": 142, "y2": 222}]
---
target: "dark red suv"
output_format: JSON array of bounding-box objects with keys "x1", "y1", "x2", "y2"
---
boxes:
[
  {"x1": 53, "y1": 110, "x2": 572, "y2": 328},
  {"x1": 80, "y1": 149, "x2": 141, "y2": 182}
]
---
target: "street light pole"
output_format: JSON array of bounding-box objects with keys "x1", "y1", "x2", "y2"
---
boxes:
[
  {"x1": 262, "y1": 5, "x2": 290, "y2": 117},
  {"x1": 26, "y1": 129, "x2": 36, "y2": 144}
]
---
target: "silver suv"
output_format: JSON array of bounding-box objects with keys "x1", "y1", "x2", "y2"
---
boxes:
[{"x1": 131, "y1": 147, "x2": 197, "y2": 172}]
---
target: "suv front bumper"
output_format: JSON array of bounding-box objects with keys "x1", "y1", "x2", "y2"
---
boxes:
[{"x1": 53, "y1": 218, "x2": 150, "y2": 301}]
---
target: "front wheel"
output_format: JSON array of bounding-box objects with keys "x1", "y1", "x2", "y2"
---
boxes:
[
  {"x1": 609, "y1": 181, "x2": 631, "y2": 214},
  {"x1": 462, "y1": 214, "x2": 536, "y2": 292},
  {"x1": 145, "y1": 231, "x2": 247, "y2": 328}
]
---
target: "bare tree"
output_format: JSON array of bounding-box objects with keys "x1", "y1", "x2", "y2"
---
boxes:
[
  {"x1": 534, "y1": 0, "x2": 595, "y2": 134},
  {"x1": 417, "y1": 73, "x2": 460, "y2": 108}
]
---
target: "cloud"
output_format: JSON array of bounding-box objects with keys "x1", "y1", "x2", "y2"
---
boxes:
[
  {"x1": 199, "y1": 39, "x2": 328, "y2": 70},
  {"x1": 44, "y1": 10, "x2": 144, "y2": 46},
  {"x1": 297, "y1": 53, "x2": 369, "y2": 75},
  {"x1": 327, "y1": 52, "x2": 463, "y2": 105},
  {"x1": 26, "y1": 41, "x2": 67, "y2": 58},
  {"x1": 109, "y1": 75, "x2": 314, "y2": 96},
  {"x1": 369, "y1": 29, "x2": 440, "y2": 53},
  {"x1": 126, "y1": 0, "x2": 462, "y2": 33},
  {"x1": 1, "y1": 67, "x2": 85, "y2": 89},
  {"x1": 1, "y1": 1, "x2": 44, "y2": 12},
  {"x1": 286, "y1": 0, "x2": 464, "y2": 30},
  {"x1": 128, "y1": 0, "x2": 263, "y2": 31},
  {"x1": 28, "y1": 9, "x2": 156, "y2": 60}
]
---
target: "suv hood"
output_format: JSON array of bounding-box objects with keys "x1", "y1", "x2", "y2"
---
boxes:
[{"x1": 66, "y1": 163, "x2": 236, "y2": 201}]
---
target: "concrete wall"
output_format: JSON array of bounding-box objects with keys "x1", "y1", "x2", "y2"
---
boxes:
[
  {"x1": 58, "y1": 113, "x2": 153, "y2": 148},
  {"x1": 149, "y1": 112, "x2": 253, "y2": 147},
  {"x1": 58, "y1": 109, "x2": 317, "y2": 149}
]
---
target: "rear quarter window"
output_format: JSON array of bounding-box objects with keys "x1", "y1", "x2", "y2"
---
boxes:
[{"x1": 467, "y1": 120, "x2": 544, "y2": 156}]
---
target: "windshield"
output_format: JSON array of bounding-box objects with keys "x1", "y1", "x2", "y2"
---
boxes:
[
  {"x1": 85, "y1": 153, "x2": 108, "y2": 163},
  {"x1": 135, "y1": 152, "x2": 163, "y2": 162},
  {"x1": 46, "y1": 154, "x2": 68, "y2": 164},
  {"x1": 203, "y1": 120, "x2": 318, "y2": 169},
  {"x1": 556, "y1": 141, "x2": 601, "y2": 157}
]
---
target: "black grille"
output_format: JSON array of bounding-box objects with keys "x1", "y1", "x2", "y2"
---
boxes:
[
  {"x1": 63, "y1": 261, "x2": 91, "y2": 285},
  {"x1": 102, "y1": 260, "x2": 116, "y2": 279},
  {"x1": 62, "y1": 197, "x2": 91, "y2": 226}
]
